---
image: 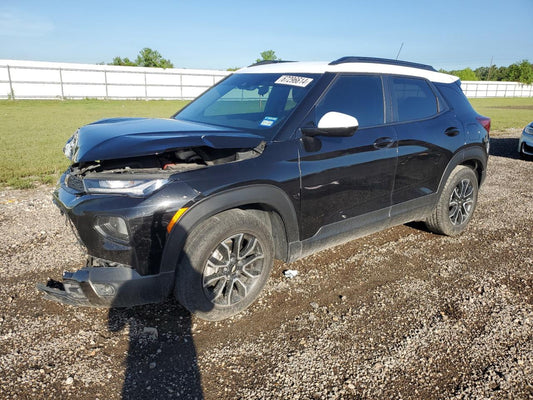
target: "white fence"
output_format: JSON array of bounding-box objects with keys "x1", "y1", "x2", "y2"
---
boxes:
[
  {"x1": 461, "y1": 81, "x2": 533, "y2": 98},
  {"x1": 1, "y1": 59, "x2": 532, "y2": 100},
  {"x1": 0, "y1": 59, "x2": 230, "y2": 100}
]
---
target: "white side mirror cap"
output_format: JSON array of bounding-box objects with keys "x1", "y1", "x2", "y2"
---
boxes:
[{"x1": 317, "y1": 112, "x2": 359, "y2": 130}]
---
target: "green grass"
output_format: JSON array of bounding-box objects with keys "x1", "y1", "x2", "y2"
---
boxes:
[
  {"x1": 0, "y1": 100, "x2": 188, "y2": 189},
  {"x1": 0, "y1": 97, "x2": 531, "y2": 189},
  {"x1": 469, "y1": 97, "x2": 533, "y2": 132}
]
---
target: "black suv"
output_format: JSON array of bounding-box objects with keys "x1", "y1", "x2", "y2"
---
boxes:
[{"x1": 39, "y1": 57, "x2": 491, "y2": 320}]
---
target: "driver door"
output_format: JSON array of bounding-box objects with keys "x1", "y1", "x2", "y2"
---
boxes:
[{"x1": 298, "y1": 74, "x2": 398, "y2": 239}]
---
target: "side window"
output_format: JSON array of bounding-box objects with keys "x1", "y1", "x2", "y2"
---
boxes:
[
  {"x1": 316, "y1": 75, "x2": 384, "y2": 128},
  {"x1": 391, "y1": 77, "x2": 438, "y2": 122}
]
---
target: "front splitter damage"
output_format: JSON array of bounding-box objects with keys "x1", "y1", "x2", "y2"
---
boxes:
[
  {"x1": 37, "y1": 273, "x2": 94, "y2": 307},
  {"x1": 37, "y1": 266, "x2": 175, "y2": 308}
]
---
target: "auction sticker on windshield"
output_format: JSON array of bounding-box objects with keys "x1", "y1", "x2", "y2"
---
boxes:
[
  {"x1": 275, "y1": 75, "x2": 314, "y2": 87},
  {"x1": 260, "y1": 116, "x2": 278, "y2": 127}
]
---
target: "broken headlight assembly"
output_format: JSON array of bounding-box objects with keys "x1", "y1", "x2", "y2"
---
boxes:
[
  {"x1": 63, "y1": 130, "x2": 79, "y2": 161},
  {"x1": 83, "y1": 178, "x2": 168, "y2": 197}
]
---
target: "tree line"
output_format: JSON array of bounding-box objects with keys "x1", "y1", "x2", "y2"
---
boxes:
[
  {"x1": 440, "y1": 60, "x2": 533, "y2": 84},
  {"x1": 107, "y1": 48, "x2": 277, "y2": 70}
]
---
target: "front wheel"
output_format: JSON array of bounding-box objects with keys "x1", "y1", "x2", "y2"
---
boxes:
[
  {"x1": 175, "y1": 209, "x2": 274, "y2": 321},
  {"x1": 425, "y1": 165, "x2": 479, "y2": 236}
]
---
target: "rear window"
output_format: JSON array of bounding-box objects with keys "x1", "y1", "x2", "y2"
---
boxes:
[{"x1": 391, "y1": 77, "x2": 438, "y2": 122}]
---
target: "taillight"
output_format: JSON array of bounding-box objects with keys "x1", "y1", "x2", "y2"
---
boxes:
[{"x1": 476, "y1": 116, "x2": 491, "y2": 134}]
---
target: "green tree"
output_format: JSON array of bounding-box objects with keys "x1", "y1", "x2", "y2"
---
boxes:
[
  {"x1": 440, "y1": 61, "x2": 532, "y2": 83},
  {"x1": 486, "y1": 65, "x2": 497, "y2": 81},
  {"x1": 507, "y1": 63, "x2": 521, "y2": 82},
  {"x1": 459, "y1": 68, "x2": 479, "y2": 81},
  {"x1": 474, "y1": 66, "x2": 490, "y2": 81},
  {"x1": 493, "y1": 66, "x2": 508, "y2": 81},
  {"x1": 515, "y1": 60, "x2": 533, "y2": 84},
  {"x1": 255, "y1": 50, "x2": 280, "y2": 64},
  {"x1": 110, "y1": 56, "x2": 137, "y2": 66},
  {"x1": 135, "y1": 48, "x2": 174, "y2": 68},
  {"x1": 448, "y1": 68, "x2": 479, "y2": 81},
  {"x1": 109, "y1": 48, "x2": 174, "y2": 68}
]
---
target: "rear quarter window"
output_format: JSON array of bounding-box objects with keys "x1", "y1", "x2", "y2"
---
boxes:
[{"x1": 435, "y1": 82, "x2": 476, "y2": 115}]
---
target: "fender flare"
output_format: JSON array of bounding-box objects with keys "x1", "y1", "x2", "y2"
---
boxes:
[
  {"x1": 437, "y1": 145, "x2": 488, "y2": 195},
  {"x1": 160, "y1": 184, "x2": 299, "y2": 273}
]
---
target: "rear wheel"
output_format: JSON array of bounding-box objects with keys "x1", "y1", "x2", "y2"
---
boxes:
[
  {"x1": 175, "y1": 209, "x2": 274, "y2": 321},
  {"x1": 425, "y1": 165, "x2": 478, "y2": 236}
]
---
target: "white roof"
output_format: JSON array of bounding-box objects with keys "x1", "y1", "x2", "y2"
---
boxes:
[{"x1": 237, "y1": 61, "x2": 458, "y2": 84}]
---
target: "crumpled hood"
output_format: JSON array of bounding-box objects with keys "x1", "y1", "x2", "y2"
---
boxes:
[{"x1": 65, "y1": 117, "x2": 264, "y2": 163}]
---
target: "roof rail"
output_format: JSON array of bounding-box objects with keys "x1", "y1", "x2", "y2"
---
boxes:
[
  {"x1": 248, "y1": 60, "x2": 295, "y2": 67},
  {"x1": 329, "y1": 56, "x2": 436, "y2": 72}
]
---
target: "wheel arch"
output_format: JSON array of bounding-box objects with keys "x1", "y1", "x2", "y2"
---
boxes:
[
  {"x1": 160, "y1": 184, "x2": 299, "y2": 273},
  {"x1": 437, "y1": 145, "x2": 488, "y2": 196}
]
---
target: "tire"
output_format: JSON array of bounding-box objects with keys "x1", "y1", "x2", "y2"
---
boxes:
[
  {"x1": 174, "y1": 209, "x2": 274, "y2": 321},
  {"x1": 520, "y1": 144, "x2": 533, "y2": 161},
  {"x1": 425, "y1": 165, "x2": 478, "y2": 236}
]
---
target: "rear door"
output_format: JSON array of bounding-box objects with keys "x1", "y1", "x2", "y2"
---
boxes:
[
  {"x1": 388, "y1": 76, "x2": 464, "y2": 211},
  {"x1": 298, "y1": 74, "x2": 398, "y2": 239}
]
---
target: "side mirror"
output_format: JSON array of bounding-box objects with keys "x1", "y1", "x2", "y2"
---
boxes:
[{"x1": 301, "y1": 112, "x2": 359, "y2": 137}]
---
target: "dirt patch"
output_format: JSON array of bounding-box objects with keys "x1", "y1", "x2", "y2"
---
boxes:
[{"x1": 1, "y1": 131, "x2": 532, "y2": 399}]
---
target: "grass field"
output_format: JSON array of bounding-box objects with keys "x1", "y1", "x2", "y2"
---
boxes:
[
  {"x1": 0, "y1": 100, "x2": 188, "y2": 188},
  {"x1": 0, "y1": 97, "x2": 531, "y2": 189},
  {"x1": 469, "y1": 97, "x2": 533, "y2": 131}
]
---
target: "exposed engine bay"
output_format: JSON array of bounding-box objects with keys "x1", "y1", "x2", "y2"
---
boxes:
[{"x1": 68, "y1": 144, "x2": 265, "y2": 178}]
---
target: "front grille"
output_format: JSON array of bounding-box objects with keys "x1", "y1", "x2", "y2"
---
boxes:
[{"x1": 65, "y1": 174, "x2": 84, "y2": 192}]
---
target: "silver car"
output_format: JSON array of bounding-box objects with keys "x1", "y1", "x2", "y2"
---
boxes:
[{"x1": 519, "y1": 122, "x2": 533, "y2": 160}]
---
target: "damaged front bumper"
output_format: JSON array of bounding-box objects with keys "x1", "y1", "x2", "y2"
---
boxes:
[
  {"x1": 39, "y1": 170, "x2": 201, "y2": 308},
  {"x1": 37, "y1": 266, "x2": 175, "y2": 308}
]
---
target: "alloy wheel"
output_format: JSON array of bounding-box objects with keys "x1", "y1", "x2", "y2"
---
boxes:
[
  {"x1": 202, "y1": 233, "x2": 265, "y2": 306},
  {"x1": 448, "y1": 179, "x2": 474, "y2": 226}
]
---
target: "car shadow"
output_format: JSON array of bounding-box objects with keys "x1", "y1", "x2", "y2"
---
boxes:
[
  {"x1": 108, "y1": 225, "x2": 211, "y2": 399},
  {"x1": 405, "y1": 220, "x2": 432, "y2": 234},
  {"x1": 108, "y1": 301, "x2": 204, "y2": 399},
  {"x1": 489, "y1": 136, "x2": 520, "y2": 159}
]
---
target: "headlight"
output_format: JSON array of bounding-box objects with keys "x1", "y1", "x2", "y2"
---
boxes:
[
  {"x1": 83, "y1": 178, "x2": 168, "y2": 197},
  {"x1": 63, "y1": 130, "x2": 79, "y2": 160},
  {"x1": 524, "y1": 125, "x2": 533, "y2": 135}
]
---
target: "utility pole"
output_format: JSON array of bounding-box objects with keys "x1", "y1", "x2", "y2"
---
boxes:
[{"x1": 487, "y1": 56, "x2": 494, "y2": 81}]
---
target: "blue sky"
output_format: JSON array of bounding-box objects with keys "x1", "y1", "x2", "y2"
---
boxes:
[{"x1": 0, "y1": 0, "x2": 531, "y2": 71}]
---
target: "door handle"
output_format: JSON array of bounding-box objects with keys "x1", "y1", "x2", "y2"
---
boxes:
[
  {"x1": 445, "y1": 127, "x2": 460, "y2": 137},
  {"x1": 373, "y1": 137, "x2": 394, "y2": 149}
]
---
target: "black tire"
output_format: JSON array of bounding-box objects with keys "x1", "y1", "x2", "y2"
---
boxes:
[
  {"x1": 174, "y1": 209, "x2": 274, "y2": 321},
  {"x1": 520, "y1": 144, "x2": 533, "y2": 161},
  {"x1": 425, "y1": 165, "x2": 478, "y2": 236}
]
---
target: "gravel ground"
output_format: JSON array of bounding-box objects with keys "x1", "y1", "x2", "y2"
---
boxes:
[{"x1": 0, "y1": 131, "x2": 532, "y2": 399}]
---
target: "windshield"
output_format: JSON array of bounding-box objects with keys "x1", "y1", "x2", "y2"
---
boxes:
[{"x1": 174, "y1": 73, "x2": 320, "y2": 139}]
